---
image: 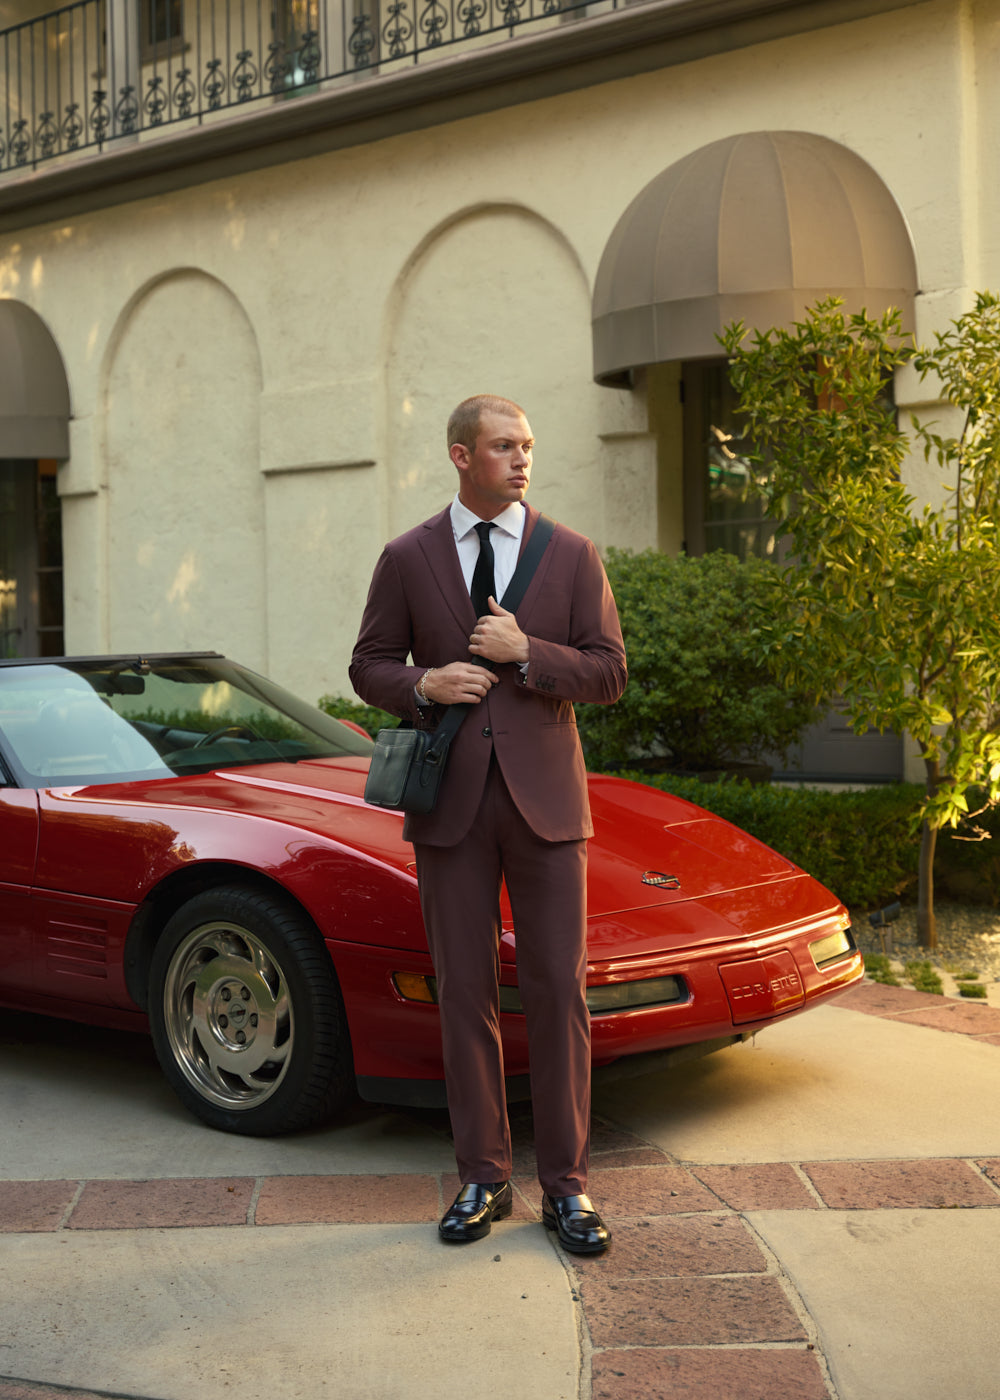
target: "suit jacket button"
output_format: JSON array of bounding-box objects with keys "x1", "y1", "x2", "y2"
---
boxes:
[{"x1": 482, "y1": 726, "x2": 492, "y2": 738}]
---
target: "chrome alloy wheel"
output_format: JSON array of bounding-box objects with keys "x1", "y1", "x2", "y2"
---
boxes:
[{"x1": 161, "y1": 920, "x2": 293, "y2": 1111}]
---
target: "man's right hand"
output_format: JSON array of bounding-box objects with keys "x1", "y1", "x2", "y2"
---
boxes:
[{"x1": 421, "y1": 662, "x2": 499, "y2": 705}]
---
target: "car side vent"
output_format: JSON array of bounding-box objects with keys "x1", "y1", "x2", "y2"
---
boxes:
[
  {"x1": 45, "y1": 917, "x2": 109, "y2": 980},
  {"x1": 642, "y1": 871, "x2": 681, "y2": 889}
]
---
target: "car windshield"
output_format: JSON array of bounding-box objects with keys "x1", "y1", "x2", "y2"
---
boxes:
[{"x1": 0, "y1": 655, "x2": 373, "y2": 787}]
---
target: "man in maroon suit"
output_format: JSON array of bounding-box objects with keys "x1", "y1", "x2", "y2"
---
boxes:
[{"x1": 350, "y1": 394, "x2": 627, "y2": 1254}]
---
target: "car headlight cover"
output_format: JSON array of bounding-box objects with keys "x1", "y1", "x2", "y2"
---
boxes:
[
  {"x1": 395, "y1": 973, "x2": 684, "y2": 1014},
  {"x1": 585, "y1": 976, "x2": 684, "y2": 1013},
  {"x1": 809, "y1": 927, "x2": 855, "y2": 968}
]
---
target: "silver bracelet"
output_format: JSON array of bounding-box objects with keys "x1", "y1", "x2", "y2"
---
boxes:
[{"x1": 417, "y1": 668, "x2": 436, "y2": 703}]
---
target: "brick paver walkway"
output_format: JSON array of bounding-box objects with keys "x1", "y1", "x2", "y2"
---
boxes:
[{"x1": 2, "y1": 981, "x2": 999, "y2": 1400}]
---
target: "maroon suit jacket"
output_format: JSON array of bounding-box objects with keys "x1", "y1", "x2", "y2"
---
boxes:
[{"x1": 349, "y1": 503, "x2": 627, "y2": 846}]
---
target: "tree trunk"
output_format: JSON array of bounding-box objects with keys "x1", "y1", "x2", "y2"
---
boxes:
[
  {"x1": 916, "y1": 819, "x2": 937, "y2": 949},
  {"x1": 917, "y1": 754, "x2": 940, "y2": 949}
]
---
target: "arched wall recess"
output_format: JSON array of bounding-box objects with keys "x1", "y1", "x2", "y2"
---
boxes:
[
  {"x1": 384, "y1": 203, "x2": 603, "y2": 541},
  {"x1": 101, "y1": 268, "x2": 266, "y2": 666}
]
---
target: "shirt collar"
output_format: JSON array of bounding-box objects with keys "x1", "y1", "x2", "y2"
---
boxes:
[{"x1": 450, "y1": 495, "x2": 525, "y2": 543}]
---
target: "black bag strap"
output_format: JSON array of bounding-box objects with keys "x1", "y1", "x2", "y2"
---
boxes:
[
  {"x1": 430, "y1": 513, "x2": 556, "y2": 749},
  {"x1": 499, "y1": 513, "x2": 555, "y2": 614}
]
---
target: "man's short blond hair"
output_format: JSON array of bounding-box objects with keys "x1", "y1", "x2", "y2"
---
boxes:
[{"x1": 447, "y1": 395, "x2": 527, "y2": 451}]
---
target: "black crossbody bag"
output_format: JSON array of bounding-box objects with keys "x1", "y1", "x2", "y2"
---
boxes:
[{"x1": 363, "y1": 515, "x2": 555, "y2": 814}]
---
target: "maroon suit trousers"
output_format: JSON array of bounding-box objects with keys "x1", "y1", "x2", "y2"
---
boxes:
[{"x1": 414, "y1": 759, "x2": 591, "y2": 1198}]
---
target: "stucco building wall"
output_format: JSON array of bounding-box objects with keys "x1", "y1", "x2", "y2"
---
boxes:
[{"x1": 0, "y1": 0, "x2": 986, "y2": 711}]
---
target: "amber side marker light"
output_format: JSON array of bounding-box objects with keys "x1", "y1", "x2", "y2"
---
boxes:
[
  {"x1": 393, "y1": 972, "x2": 684, "y2": 1014},
  {"x1": 392, "y1": 972, "x2": 436, "y2": 1003}
]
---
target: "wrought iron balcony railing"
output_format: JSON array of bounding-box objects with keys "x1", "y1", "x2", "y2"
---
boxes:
[{"x1": 0, "y1": 0, "x2": 609, "y2": 173}]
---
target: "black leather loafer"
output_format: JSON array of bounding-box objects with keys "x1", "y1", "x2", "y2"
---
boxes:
[
  {"x1": 541, "y1": 1192, "x2": 611, "y2": 1254},
  {"x1": 439, "y1": 1181, "x2": 513, "y2": 1243}
]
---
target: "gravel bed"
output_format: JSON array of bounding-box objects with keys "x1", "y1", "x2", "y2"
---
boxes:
[{"x1": 853, "y1": 901, "x2": 1000, "y2": 981}]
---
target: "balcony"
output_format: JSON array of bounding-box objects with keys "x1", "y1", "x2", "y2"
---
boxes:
[
  {"x1": 0, "y1": 0, "x2": 613, "y2": 172},
  {"x1": 0, "y1": 0, "x2": 867, "y2": 229}
]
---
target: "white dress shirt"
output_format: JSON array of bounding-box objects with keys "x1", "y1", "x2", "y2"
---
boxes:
[{"x1": 449, "y1": 496, "x2": 526, "y2": 602}]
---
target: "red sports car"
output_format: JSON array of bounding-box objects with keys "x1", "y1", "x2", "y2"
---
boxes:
[{"x1": 0, "y1": 653, "x2": 863, "y2": 1135}]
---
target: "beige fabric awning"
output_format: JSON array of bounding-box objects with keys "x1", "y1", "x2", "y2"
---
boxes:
[
  {"x1": 0, "y1": 300, "x2": 71, "y2": 458},
  {"x1": 592, "y1": 131, "x2": 919, "y2": 386}
]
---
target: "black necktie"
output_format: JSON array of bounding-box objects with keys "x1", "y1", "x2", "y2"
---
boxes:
[{"x1": 470, "y1": 521, "x2": 496, "y2": 619}]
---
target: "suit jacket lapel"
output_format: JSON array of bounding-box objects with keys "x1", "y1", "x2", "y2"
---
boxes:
[
  {"x1": 416, "y1": 502, "x2": 556, "y2": 634},
  {"x1": 416, "y1": 507, "x2": 476, "y2": 631}
]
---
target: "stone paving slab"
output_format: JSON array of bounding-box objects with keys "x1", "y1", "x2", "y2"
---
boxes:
[
  {"x1": 800, "y1": 1157, "x2": 1000, "y2": 1209},
  {"x1": 585, "y1": 1164, "x2": 719, "y2": 1216},
  {"x1": 69, "y1": 1178, "x2": 254, "y2": 1230},
  {"x1": 255, "y1": 1172, "x2": 441, "y2": 1224},
  {"x1": 691, "y1": 1162, "x2": 820, "y2": 1210},
  {"x1": 568, "y1": 1214, "x2": 768, "y2": 1278},
  {"x1": 835, "y1": 982, "x2": 949, "y2": 1014},
  {"x1": 8, "y1": 1156, "x2": 999, "y2": 1228},
  {"x1": 979, "y1": 1157, "x2": 1000, "y2": 1188},
  {"x1": 580, "y1": 1275, "x2": 807, "y2": 1347},
  {"x1": 836, "y1": 980, "x2": 1000, "y2": 1036},
  {"x1": 0, "y1": 1182, "x2": 77, "y2": 1233},
  {"x1": 590, "y1": 1348, "x2": 831, "y2": 1400},
  {"x1": 883, "y1": 1000, "x2": 1000, "y2": 1036}
]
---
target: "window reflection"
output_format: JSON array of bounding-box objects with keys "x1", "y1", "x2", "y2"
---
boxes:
[{"x1": 689, "y1": 359, "x2": 778, "y2": 561}]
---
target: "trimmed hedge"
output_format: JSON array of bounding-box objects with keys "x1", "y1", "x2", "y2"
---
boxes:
[
  {"x1": 617, "y1": 772, "x2": 1000, "y2": 910},
  {"x1": 318, "y1": 694, "x2": 397, "y2": 736},
  {"x1": 614, "y1": 772, "x2": 922, "y2": 910}
]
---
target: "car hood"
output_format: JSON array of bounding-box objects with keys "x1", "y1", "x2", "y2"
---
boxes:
[
  {"x1": 580, "y1": 774, "x2": 838, "y2": 959},
  {"x1": 582, "y1": 772, "x2": 802, "y2": 913},
  {"x1": 40, "y1": 758, "x2": 838, "y2": 961},
  {"x1": 267, "y1": 763, "x2": 836, "y2": 957},
  {"x1": 91, "y1": 758, "x2": 805, "y2": 911}
]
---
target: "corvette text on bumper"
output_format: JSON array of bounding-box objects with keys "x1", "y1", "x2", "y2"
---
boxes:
[{"x1": 719, "y1": 951, "x2": 805, "y2": 1024}]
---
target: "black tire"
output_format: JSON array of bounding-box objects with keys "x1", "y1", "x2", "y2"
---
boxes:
[{"x1": 148, "y1": 885, "x2": 354, "y2": 1135}]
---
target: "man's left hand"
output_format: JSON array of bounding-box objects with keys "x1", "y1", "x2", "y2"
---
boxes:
[{"x1": 469, "y1": 597, "x2": 531, "y2": 665}]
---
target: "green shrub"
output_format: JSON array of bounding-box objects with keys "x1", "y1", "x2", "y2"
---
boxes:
[
  {"x1": 614, "y1": 771, "x2": 920, "y2": 909},
  {"x1": 863, "y1": 953, "x2": 901, "y2": 986},
  {"x1": 318, "y1": 694, "x2": 396, "y2": 738},
  {"x1": 576, "y1": 550, "x2": 819, "y2": 772},
  {"x1": 904, "y1": 960, "x2": 944, "y2": 995},
  {"x1": 959, "y1": 984, "x2": 988, "y2": 999}
]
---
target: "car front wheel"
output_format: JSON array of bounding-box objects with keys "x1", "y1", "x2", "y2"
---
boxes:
[{"x1": 148, "y1": 885, "x2": 353, "y2": 1135}]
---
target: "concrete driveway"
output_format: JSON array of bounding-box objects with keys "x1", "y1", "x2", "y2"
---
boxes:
[{"x1": 2, "y1": 981, "x2": 999, "y2": 1400}]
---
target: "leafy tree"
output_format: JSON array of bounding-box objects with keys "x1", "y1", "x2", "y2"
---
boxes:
[
  {"x1": 576, "y1": 549, "x2": 818, "y2": 773},
  {"x1": 722, "y1": 294, "x2": 1000, "y2": 947}
]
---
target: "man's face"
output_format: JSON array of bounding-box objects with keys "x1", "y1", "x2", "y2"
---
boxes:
[{"x1": 452, "y1": 410, "x2": 534, "y2": 520}]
